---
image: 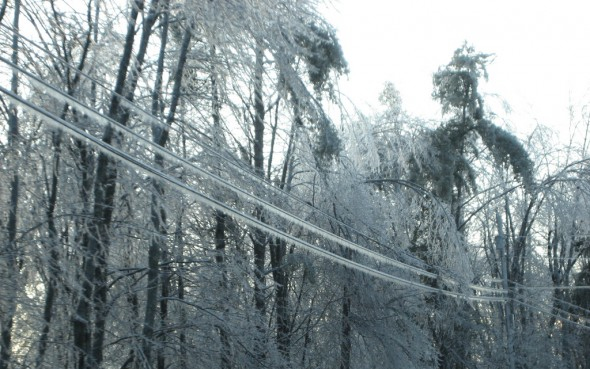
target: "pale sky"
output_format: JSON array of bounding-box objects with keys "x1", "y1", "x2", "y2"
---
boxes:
[{"x1": 325, "y1": 1, "x2": 590, "y2": 136}]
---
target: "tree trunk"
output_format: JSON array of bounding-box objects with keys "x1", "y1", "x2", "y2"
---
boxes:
[
  {"x1": 142, "y1": 18, "x2": 191, "y2": 368},
  {"x1": 211, "y1": 43, "x2": 232, "y2": 369},
  {"x1": 1, "y1": 2, "x2": 21, "y2": 368},
  {"x1": 73, "y1": 2, "x2": 144, "y2": 367},
  {"x1": 270, "y1": 238, "x2": 290, "y2": 361},
  {"x1": 331, "y1": 208, "x2": 353, "y2": 369},
  {"x1": 37, "y1": 13, "x2": 93, "y2": 363},
  {"x1": 153, "y1": 5, "x2": 170, "y2": 369},
  {"x1": 251, "y1": 38, "x2": 268, "y2": 361},
  {"x1": 253, "y1": 40, "x2": 265, "y2": 177},
  {"x1": 269, "y1": 106, "x2": 299, "y2": 363},
  {"x1": 174, "y1": 209, "x2": 188, "y2": 369},
  {"x1": 139, "y1": 1, "x2": 168, "y2": 365},
  {"x1": 36, "y1": 132, "x2": 63, "y2": 369},
  {"x1": 178, "y1": 262, "x2": 188, "y2": 369},
  {"x1": 497, "y1": 213, "x2": 516, "y2": 369},
  {"x1": 340, "y1": 285, "x2": 351, "y2": 369},
  {"x1": 156, "y1": 265, "x2": 170, "y2": 369},
  {"x1": 0, "y1": 0, "x2": 7, "y2": 23},
  {"x1": 215, "y1": 210, "x2": 232, "y2": 369}
]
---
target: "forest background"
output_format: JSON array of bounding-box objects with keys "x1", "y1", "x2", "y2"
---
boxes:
[{"x1": 1, "y1": 1, "x2": 590, "y2": 369}]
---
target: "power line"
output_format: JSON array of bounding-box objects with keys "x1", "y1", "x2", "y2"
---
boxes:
[
  {"x1": 0, "y1": 85, "x2": 507, "y2": 303},
  {"x1": 485, "y1": 277, "x2": 590, "y2": 329},
  {"x1": 5, "y1": 33, "x2": 590, "y2": 332},
  {"x1": 0, "y1": 23, "x2": 455, "y2": 277},
  {"x1": 2, "y1": 20, "x2": 506, "y2": 299},
  {"x1": 0, "y1": 22, "x2": 524, "y2": 301},
  {"x1": 0, "y1": 46, "x2": 480, "y2": 286},
  {"x1": 13, "y1": 54, "x2": 514, "y2": 298},
  {"x1": 486, "y1": 278, "x2": 590, "y2": 291},
  {"x1": 9, "y1": 57, "x2": 443, "y2": 283},
  {"x1": 509, "y1": 279, "x2": 590, "y2": 318},
  {"x1": 511, "y1": 298, "x2": 590, "y2": 331},
  {"x1": 0, "y1": 25, "x2": 512, "y2": 298},
  {"x1": 3, "y1": 9, "x2": 590, "y2": 335}
]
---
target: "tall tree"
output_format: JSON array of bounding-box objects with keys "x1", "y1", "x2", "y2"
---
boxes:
[
  {"x1": 1, "y1": 2, "x2": 21, "y2": 368},
  {"x1": 142, "y1": 14, "x2": 192, "y2": 369},
  {"x1": 72, "y1": 1, "x2": 160, "y2": 367},
  {"x1": 35, "y1": 4, "x2": 93, "y2": 365},
  {"x1": 428, "y1": 43, "x2": 533, "y2": 226}
]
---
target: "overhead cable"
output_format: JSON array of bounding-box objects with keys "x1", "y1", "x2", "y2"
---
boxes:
[{"x1": 0, "y1": 85, "x2": 506, "y2": 303}]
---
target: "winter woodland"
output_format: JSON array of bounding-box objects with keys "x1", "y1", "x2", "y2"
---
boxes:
[{"x1": 1, "y1": 1, "x2": 590, "y2": 368}]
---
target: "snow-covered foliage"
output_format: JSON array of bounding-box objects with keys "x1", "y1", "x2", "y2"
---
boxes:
[{"x1": 2, "y1": 2, "x2": 590, "y2": 369}]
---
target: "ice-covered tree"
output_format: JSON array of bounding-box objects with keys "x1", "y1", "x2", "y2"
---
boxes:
[{"x1": 417, "y1": 43, "x2": 535, "y2": 227}]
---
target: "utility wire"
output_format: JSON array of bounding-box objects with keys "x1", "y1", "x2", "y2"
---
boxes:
[
  {"x1": 486, "y1": 278, "x2": 590, "y2": 291},
  {"x1": 511, "y1": 298, "x2": 590, "y2": 331},
  {"x1": 0, "y1": 84, "x2": 507, "y2": 303},
  {"x1": 486, "y1": 277, "x2": 590, "y2": 329},
  {"x1": 0, "y1": 23, "x2": 455, "y2": 276},
  {"x1": 0, "y1": 22, "x2": 511, "y2": 297},
  {"x1": 0, "y1": 25, "x2": 509, "y2": 296},
  {"x1": 10, "y1": 54, "x2": 511, "y2": 297},
  {"x1": 509, "y1": 279, "x2": 590, "y2": 317},
  {"x1": 8, "y1": 58, "x2": 443, "y2": 282},
  {"x1": 6, "y1": 30, "x2": 590, "y2": 331},
  {"x1": 0, "y1": 48, "x2": 474, "y2": 284},
  {"x1": 3, "y1": 10, "x2": 590, "y2": 333}
]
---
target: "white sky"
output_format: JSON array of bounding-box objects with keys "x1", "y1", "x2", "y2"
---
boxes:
[{"x1": 324, "y1": 0, "x2": 590, "y2": 135}]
